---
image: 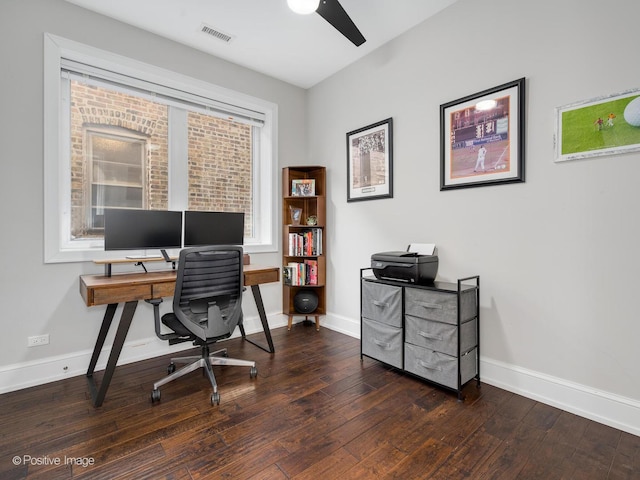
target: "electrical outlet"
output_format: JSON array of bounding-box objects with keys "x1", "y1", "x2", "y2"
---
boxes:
[{"x1": 28, "y1": 334, "x2": 49, "y2": 347}]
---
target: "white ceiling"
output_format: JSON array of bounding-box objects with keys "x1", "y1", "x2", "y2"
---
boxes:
[{"x1": 64, "y1": 0, "x2": 458, "y2": 89}]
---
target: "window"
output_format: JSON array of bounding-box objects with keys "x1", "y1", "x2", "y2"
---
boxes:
[
  {"x1": 69, "y1": 80, "x2": 170, "y2": 239},
  {"x1": 187, "y1": 111, "x2": 255, "y2": 237},
  {"x1": 86, "y1": 128, "x2": 147, "y2": 232},
  {"x1": 44, "y1": 34, "x2": 277, "y2": 263}
]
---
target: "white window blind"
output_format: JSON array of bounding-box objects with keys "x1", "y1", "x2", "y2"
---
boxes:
[{"x1": 61, "y1": 59, "x2": 266, "y2": 127}]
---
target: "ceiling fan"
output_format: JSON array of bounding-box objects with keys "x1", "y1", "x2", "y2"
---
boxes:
[{"x1": 288, "y1": 0, "x2": 366, "y2": 47}]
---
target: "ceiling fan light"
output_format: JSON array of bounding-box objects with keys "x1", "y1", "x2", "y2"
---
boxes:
[{"x1": 287, "y1": 0, "x2": 320, "y2": 15}]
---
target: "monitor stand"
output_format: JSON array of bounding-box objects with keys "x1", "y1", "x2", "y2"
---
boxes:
[
  {"x1": 161, "y1": 249, "x2": 177, "y2": 270},
  {"x1": 97, "y1": 251, "x2": 177, "y2": 277}
]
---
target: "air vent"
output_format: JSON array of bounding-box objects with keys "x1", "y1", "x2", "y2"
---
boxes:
[{"x1": 200, "y1": 24, "x2": 234, "y2": 43}]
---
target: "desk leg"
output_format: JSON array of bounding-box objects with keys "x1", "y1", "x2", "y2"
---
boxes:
[
  {"x1": 86, "y1": 301, "x2": 138, "y2": 407},
  {"x1": 87, "y1": 303, "x2": 117, "y2": 377},
  {"x1": 240, "y1": 284, "x2": 275, "y2": 353}
]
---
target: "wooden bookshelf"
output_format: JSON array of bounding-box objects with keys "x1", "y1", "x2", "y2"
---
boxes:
[{"x1": 282, "y1": 166, "x2": 326, "y2": 331}]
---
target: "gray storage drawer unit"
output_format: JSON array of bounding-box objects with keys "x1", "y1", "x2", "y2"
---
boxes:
[
  {"x1": 361, "y1": 281, "x2": 403, "y2": 368},
  {"x1": 360, "y1": 270, "x2": 480, "y2": 399}
]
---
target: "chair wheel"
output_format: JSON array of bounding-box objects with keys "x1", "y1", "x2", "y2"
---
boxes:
[
  {"x1": 211, "y1": 392, "x2": 220, "y2": 405},
  {"x1": 151, "y1": 389, "x2": 161, "y2": 403},
  {"x1": 167, "y1": 363, "x2": 176, "y2": 374},
  {"x1": 250, "y1": 366, "x2": 258, "y2": 378}
]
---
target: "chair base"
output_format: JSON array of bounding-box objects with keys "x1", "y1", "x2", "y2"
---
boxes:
[{"x1": 151, "y1": 346, "x2": 257, "y2": 406}]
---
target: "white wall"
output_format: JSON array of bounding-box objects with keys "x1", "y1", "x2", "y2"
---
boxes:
[
  {"x1": 0, "y1": 0, "x2": 305, "y2": 390},
  {"x1": 308, "y1": 0, "x2": 640, "y2": 434}
]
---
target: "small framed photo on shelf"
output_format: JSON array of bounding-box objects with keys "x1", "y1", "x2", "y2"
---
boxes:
[
  {"x1": 292, "y1": 179, "x2": 315, "y2": 196},
  {"x1": 555, "y1": 87, "x2": 640, "y2": 162},
  {"x1": 283, "y1": 266, "x2": 293, "y2": 285},
  {"x1": 440, "y1": 78, "x2": 525, "y2": 190},
  {"x1": 289, "y1": 205, "x2": 302, "y2": 225},
  {"x1": 347, "y1": 117, "x2": 393, "y2": 202}
]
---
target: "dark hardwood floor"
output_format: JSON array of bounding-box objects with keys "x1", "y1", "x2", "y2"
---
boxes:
[{"x1": 1, "y1": 323, "x2": 638, "y2": 479}]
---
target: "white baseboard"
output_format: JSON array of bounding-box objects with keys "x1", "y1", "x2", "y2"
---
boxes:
[
  {"x1": 480, "y1": 357, "x2": 640, "y2": 437},
  {"x1": 0, "y1": 312, "x2": 288, "y2": 395}
]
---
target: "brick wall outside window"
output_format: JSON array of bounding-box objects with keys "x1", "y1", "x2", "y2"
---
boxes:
[
  {"x1": 69, "y1": 82, "x2": 253, "y2": 239},
  {"x1": 188, "y1": 111, "x2": 253, "y2": 235}
]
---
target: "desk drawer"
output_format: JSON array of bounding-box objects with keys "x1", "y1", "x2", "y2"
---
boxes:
[
  {"x1": 244, "y1": 268, "x2": 279, "y2": 286},
  {"x1": 93, "y1": 284, "x2": 151, "y2": 305},
  {"x1": 152, "y1": 282, "x2": 175, "y2": 299}
]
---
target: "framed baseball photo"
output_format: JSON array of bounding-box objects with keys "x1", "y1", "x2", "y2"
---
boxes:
[{"x1": 440, "y1": 78, "x2": 525, "y2": 190}]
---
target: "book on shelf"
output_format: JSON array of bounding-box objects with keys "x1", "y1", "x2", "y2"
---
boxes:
[
  {"x1": 285, "y1": 260, "x2": 318, "y2": 286},
  {"x1": 287, "y1": 262, "x2": 302, "y2": 286},
  {"x1": 305, "y1": 259, "x2": 318, "y2": 285},
  {"x1": 287, "y1": 228, "x2": 322, "y2": 256}
]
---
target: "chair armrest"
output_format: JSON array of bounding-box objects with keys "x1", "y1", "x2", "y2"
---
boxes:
[{"x1": 145, "y1": 298, "x2": 183, "y2": 342}]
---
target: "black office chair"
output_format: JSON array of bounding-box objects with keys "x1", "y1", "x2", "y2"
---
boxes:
[{"x1": 149, "y1": 245, "x2": 257, "y2": 406}]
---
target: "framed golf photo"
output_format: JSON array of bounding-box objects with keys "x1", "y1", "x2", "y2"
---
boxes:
[
  {"x1": 555, "y1": 88, "x2": 640, "y2": 162},
  {"x1": 440, "y1": 78, "x2": 525, "y2": 190}
]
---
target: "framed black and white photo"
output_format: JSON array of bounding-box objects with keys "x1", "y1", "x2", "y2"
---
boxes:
[
  {"x1": 347, "y1": 118, "x2": 393, "y2": 202},
  {"x1": 440, "y1": 78, "x2": 525, "y2": 190}
]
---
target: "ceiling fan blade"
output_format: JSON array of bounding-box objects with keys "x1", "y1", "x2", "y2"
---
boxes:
[{"x1": 316, "y1": 0, "x2": 366, "y2": 47}]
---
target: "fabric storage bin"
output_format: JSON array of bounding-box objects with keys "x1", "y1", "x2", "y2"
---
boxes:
[
  {"x1": 361, "y1": 280, "x2": 402, "y2": 327},
  {"x1": 404, "y1": 343, "x2": 477, "y2": 389},
  {"x1": 405, "y1": 287, "x2": 476, "y2": 325},
  {"x1": 362, "y1": 317, "x2": 403, "y2": 368},
  {"x1": 405, "y1": 315, "x2": 477, "y2": 357}
]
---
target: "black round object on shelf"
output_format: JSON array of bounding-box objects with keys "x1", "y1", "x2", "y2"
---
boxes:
[{"x1": 293, "y1": 290, "x2": 318, "y2": 314}]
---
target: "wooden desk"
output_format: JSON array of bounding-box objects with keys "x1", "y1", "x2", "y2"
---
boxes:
[{"x1": 79, "y1": 264, "x2": 279, "y2": 407}]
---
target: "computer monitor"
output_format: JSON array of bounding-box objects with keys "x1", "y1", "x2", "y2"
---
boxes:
[
  {"x1": 104, "y1": 209, "x2": 183, "y2": 253},
  {"x1": 184, "y1": 211, "x2": 245, "y2": 247}
]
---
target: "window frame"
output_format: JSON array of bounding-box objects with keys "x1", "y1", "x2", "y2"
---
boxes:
[{"x1": 44, "y1": 33, "x2": 278, "y2": 263}]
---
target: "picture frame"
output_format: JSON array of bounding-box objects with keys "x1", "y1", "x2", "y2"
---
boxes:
[
  {"x1": 554, "y1": 88, "x2": 640, "y2": 162},
  {"x1": 291, "y1": 179, "x2": 315, "y2": 196},
  {"x1": 346, "y1": 118, "x2": 393, "y2": 202},
  {"x1": 289, "y1": 205, "x2": 302, "y2": 225},
  {"x1": 440, "y1": 78, "x2": 525, "y2": 190}
]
